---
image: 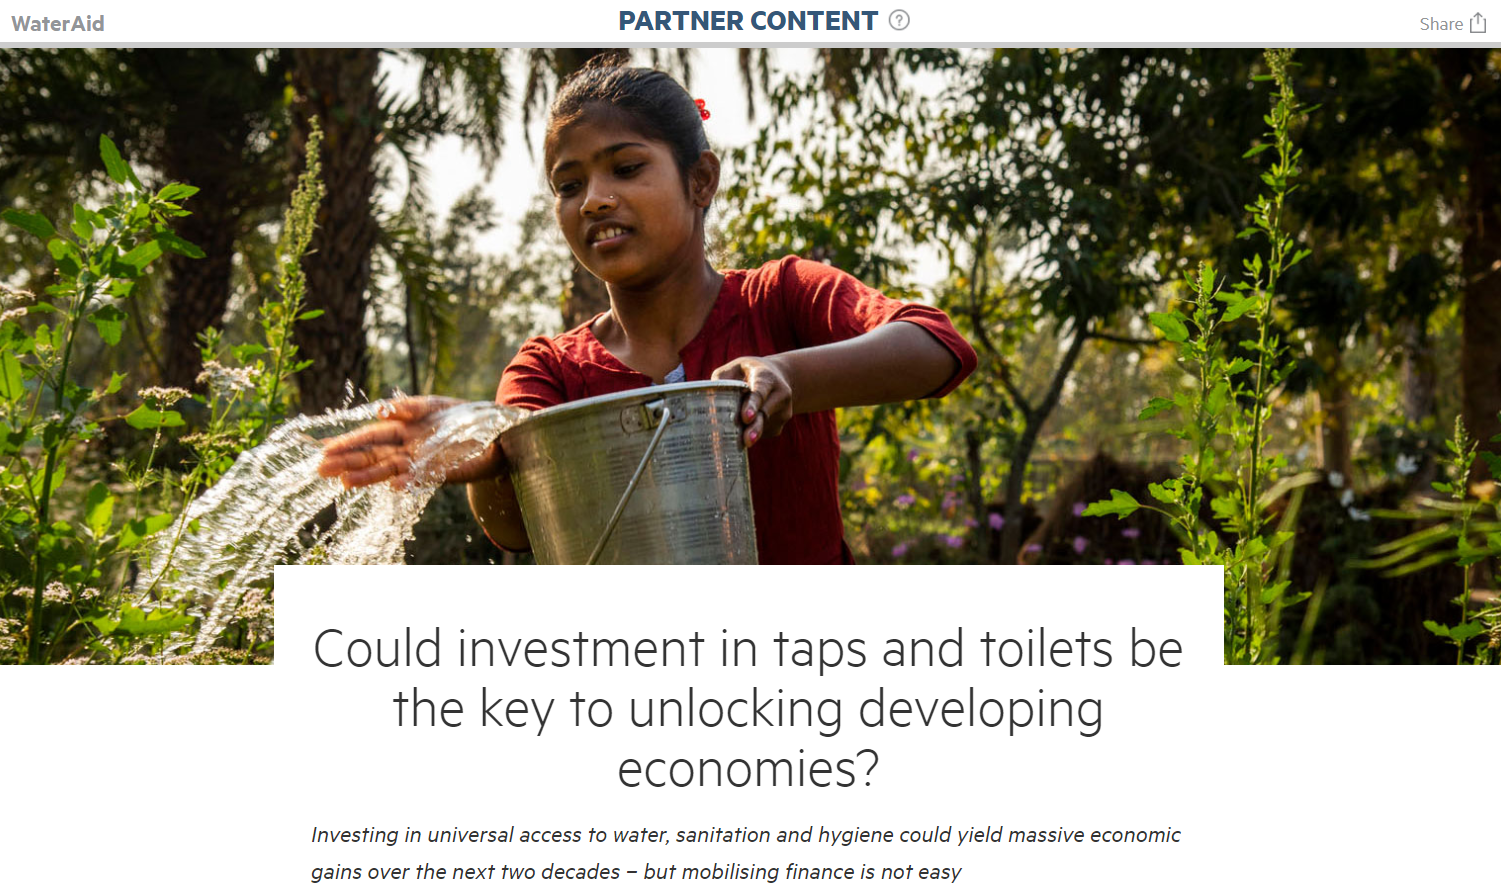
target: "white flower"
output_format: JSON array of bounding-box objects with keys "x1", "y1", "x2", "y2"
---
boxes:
[
  {"x1": 1327, "y1": 471, "x2": 1344, "y2": 489},
  {"x1": 1395, "y1": 454, "x2": 1419, "y2": 476},
  {"x1": 1347, "y1": 507, "x2": 1371, "y2": 522},
  {"x1": 0, "y1": 307, "x2": 26, "y2": 325},
  {"x1": 1340, "y1": 488, "x2": 1354, "y2": 507},
  {"x1": 196, "y1": 360, "x2": 256, "y2": 394},
  {"x1": 0, "y1": 284, "x2": 34, "y2": 306},
  {"x1": 138, "y1": 386, "x2": 190, "y2": 406}
]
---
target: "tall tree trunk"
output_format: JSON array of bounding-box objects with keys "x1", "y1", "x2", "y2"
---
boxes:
[
  {"x1": 160, "y1": 134, "x2": 243, "y2": 388},
  {"x1": 289, "y1": 48, "x2": 382, "y2": 412},
  {"x1": 1314, "y1": 340, "x2": 1355, "y2": 484},
  {"x1": 1440, "y1": 50, "x2": 1501, "y2": 478},
  {"x1": 1400, "y1": 317, "x2": 1439, "y2": 489},
  {"x1": 144, "y1": 49, "x2": 260, "y2": 388},
  {"x1": 999, "y1": 325, "x2": 1087, "y2": 564}
]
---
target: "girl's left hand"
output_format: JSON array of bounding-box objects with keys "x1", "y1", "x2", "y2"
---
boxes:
[{"x1": 711, "y1": 355, "x2": 794, "y2": 447}]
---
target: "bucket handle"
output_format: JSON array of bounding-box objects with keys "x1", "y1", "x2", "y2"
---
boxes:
[{"x1": 587, "y1": 400, "x2": 673, "y2": 564}]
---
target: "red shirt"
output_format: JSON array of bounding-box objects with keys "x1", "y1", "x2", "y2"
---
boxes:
[{"x1": 497, "y1": 256, "x2": 978, "y2": 563}]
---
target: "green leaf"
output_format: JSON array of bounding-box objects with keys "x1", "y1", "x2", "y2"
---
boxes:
[
  {"x1": 124, "y1": 405, "x2": 185, "y2": 430},
  {"x1": 1083, "y1": 489, "x2": 1141, "y2": 520},
  {"x1": 112, "y1": 606, "x2": 193, "y2": 637},
  {"x1": 117, "y1": 513, "x2": 175, "y2": 550},
  {"x1": 84, "y1": 482, "x2": 115, "y2": 538},
  {"x1": 1148, "y1": 481, "x2": 1180, "y2": 504},
  {"x1": 1149, "y1": 311, "x2": 1190, "y2": 343},
  {"x1": 1139, "y1": 397, "x2": 1175, "y2": 421},
  {"x1": 1481, "y1": 452, "x2": 1501, "y2": 479},
  {"x1": 1221, "y1": 296, "x2": 1259, "y2": 323},
  {"x1": 1242, "y1": 143, "x2": 1273, "y2": 158},
  {"x1": 0, "y1": 350, "x2": 23, "y2": 402},
  {"x1": 99, "y1": 135, "x2": 133, "y2": 186},
  {"x1": 87, "y1": 305, "x2": 127, "y2": 346},
  {"x1": 230, "y1": 343, "x2": 268, "y2": 364},
  {"x1": 297, "y1": 309, "x2": 325, "y2": 321},
  {"x1": 47, "y1": 238, "x2": 82, "y2": 277},
  {"x1": 124, "y1": 405, "x2": 163, "y2": 429},
  {"x1": 3, "y1": 207, "x2": 55, "y2": 240},
  {"x1": 94, "y1": 372, "x2": 125, "y2": 399},
  {"x1": 1260, "y1": 580, "x2": 1290, "y2": 605},
  {"x1": 1449, "y1": 620, "x2": 1485, "y2": 642},
  {"x1": 1227, "y1": 358, "x2": 1254, "y2": 376},
  {"x1": 157, "y1": 184, "x2": 200, "y2": 202},
  {"x1": 1205, "y1": 381, "x2": 1230, "y2": 417},
  {"x1": 1456, "y1": 541, "x2": 1490, "y2": 568},
  {"x1": 118, "y1": 240, "x2": 162, "y2": 273},
  {"x1": 156, "y1": 232, "x2": 204, "y2": 259}
]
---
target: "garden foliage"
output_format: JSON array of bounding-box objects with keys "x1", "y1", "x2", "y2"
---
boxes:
[{"x1": 0, "y1": 124, "x2": 327, "y2": 664}]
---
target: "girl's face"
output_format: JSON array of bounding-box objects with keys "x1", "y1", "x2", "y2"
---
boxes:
[{"x1": 547, "y1": 117, "x2": 714, "y2": 288}]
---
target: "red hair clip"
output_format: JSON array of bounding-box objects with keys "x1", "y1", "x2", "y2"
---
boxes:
[{"x1": 695, "y1": 99, "x2": 710, "y2": 121}]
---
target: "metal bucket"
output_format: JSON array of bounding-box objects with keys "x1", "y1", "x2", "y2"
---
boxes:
[{"x1": 497, "y1": 381, "x2": 757, "y2": 564}]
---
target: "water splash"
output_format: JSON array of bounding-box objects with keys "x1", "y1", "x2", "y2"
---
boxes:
[{"x1": 139, "y1": 400, "x2": 528, "y2": 653}]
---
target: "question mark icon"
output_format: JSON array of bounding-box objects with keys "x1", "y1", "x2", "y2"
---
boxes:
[
  {"x1": 857, "y1": 748, "x2": 880, "y2": 785},
  {"x1": 889, "y1": 9, "x2": 910, "y2": 30}
]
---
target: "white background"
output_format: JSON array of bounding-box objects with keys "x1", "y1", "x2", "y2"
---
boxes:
[
  {"x1": 6, "y1": 565, "x2": 1498, "y2": 893},
  {"x1": 1, "y1": 3, "x2": 1496, "y2": 45}
]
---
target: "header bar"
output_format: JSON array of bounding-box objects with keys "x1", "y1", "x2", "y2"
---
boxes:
[{"x1": 1, "y1": 2, "x2": 1496, "y2": 44}]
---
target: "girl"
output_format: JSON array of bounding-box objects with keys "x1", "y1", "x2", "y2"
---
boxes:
[{"x1": 320, "y1": 62, "x2": 977, "y2": 563}]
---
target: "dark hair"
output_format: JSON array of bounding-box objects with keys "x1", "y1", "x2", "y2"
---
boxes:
[{"x1": 544, "y1": 61, "x2": 710, "y2": 182}]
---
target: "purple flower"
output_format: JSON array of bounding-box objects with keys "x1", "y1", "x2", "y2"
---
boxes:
[
  {"x1": 895, "y1": 494, "x2": 916, "y2": 508},
  {"x1": 1072, "y1": 502, "x2": 1086, "y2": 517},
  {"x1": 964, "y1": 517, "x2": 978, "y2": 529},
  {"x1": 1117, "y1": 559, "x2": 1136, "y2": 566},
  {"x1": 906, "y1": 448, "x2": 920, "y2": 462},
  {"x1": 1121, "y1": 527, "x2": 1141, "y2": 539},
  {"x1": 942, "y1": 491, "x2": 959, "y2": 511},
  {"x1": 1023, "y1": 543, "x2": 1042, "y2": 554},
  {"x1": 988, "y1": 512, "x2": 1005, "y2": 530},
  {"x1": 944, "y1": 535, "x2": 965, "y2": 548},
  {"x1": 1103, "y1": 559, "x2": 1115, "y2": 565},
  {"x1": 891, "y1": 542, "x2": 910, "y2": 558},
  {"x1": 1141, "y1": 560, "x2": 1158, "y2": 565},
  {"x1": 1072, "y1": 535, "x2": 1089, "y2": 555}
]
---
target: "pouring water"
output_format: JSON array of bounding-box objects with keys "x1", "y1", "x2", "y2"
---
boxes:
[{"x1": 139, "y1": 400, "x2": 528, "y2": 653}]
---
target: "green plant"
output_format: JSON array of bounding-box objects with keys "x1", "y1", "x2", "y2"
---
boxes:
[
  {"x1": 134, "y1": 121, "x2": 327, "y2": 659},
  {"x1": 1421, "y1": 417, "x2": 1489, "y2": 662},
  {"x1": 1086, "y1": 49, "x2": 1315, "y2": 663},
  {"x1": 1352, "y1": 412, "x2": 1500, "y2": 664},
  {"x1": 1, "y1": 123, "x2": 326, "y2": 665},
  {"x1": 1, "y1": 135, "x2": 201, "y2": 663}
]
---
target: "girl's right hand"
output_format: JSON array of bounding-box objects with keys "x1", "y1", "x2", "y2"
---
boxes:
[{"x1": 317, "y1": 396, "x2": 507, "y2": 490}]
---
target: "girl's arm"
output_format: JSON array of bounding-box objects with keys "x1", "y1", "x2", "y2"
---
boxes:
[
  {"x1": 318, "y1": 397, "x2": 534, "y2": 551},
  {"x1": 712, "y1": 320, "x2": 962, "y2": 446}
]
